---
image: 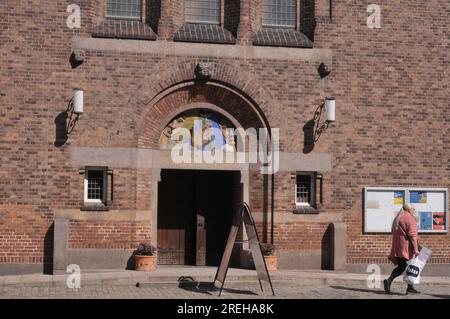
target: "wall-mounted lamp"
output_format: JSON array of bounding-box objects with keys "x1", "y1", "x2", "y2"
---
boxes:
[
  {"x1": 66, "y1": 88, "x2": 84, "y2": 135},
  {"x1": 325, "y1": 97, "x2": 335, "y2": 122},
  {"x1": 73, "y1": 89, "x2": 84, "y2": 115},
  {"x1": 314, "y1": 97, "x2": 336, "y2": 142}
]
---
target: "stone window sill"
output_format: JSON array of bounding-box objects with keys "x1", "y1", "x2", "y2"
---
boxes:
[
  {"x1": 173, "y1": 23, "x2": 236, "y2": 44},
  {"x1": 253, "y1": 27, "x2": 313, "y2": 48},
  {"x1": 92, "y1": 19, "x2": 157, "y2": 41},
  {"x1": 80, "y1": 203, "x2": 110, "y2": 211},
  {"x1": 293, "y1": 205, "x2": 319, "y2": 214}
]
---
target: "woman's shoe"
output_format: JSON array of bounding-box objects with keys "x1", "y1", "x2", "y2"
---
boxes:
[
  {"x1": 383, "y1": 279, "x2": 391, "y2": 294},
  {"x1": 406, "y1": 285, "x2": 420, "y2": 294}
]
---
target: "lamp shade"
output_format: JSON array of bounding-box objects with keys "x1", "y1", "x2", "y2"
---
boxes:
[
  {"x1": 325, "y1": 97, "x2": 335, "y2": 122},
  {"x1": 73, "y1": 89, "x2": 84, "y2": 115}
]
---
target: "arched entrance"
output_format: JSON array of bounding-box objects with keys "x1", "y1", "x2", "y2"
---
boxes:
[
  {"x1": 135, "y1": 73, "x2": 275, "y2": 268},
  {"x1": 157, "y1": 108, "x2": 241, "y2": 266}
]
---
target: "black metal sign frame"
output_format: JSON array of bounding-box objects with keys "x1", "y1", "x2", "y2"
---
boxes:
[{"x1": 214, "y1": 202, "x2": 275, "y2": 296}]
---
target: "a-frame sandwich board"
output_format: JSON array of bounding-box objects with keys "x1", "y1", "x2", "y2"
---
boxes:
[{"x1": 214, "y1": 202, "x2": 275, "y2": 296}]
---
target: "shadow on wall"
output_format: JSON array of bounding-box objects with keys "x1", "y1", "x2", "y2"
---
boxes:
[
  {"x1": 126, "y1": 250, "x2": 138, "y2": 270},
  {"x1": 54, "y1": 111, "x2": 68, "y2": 147},
  {"x1": 303, "y1": 119, "x2": 316, "y2": 154},
  {"x1": 224, "y1": 0, "x2": 240, "y2": 38},
  {"x1": 300, "y1": 0, "x2": 316, "y2": 42},
  {"x1": 321, "y1": 224, "x2": 332, "y2": 270},
  {"x1": 55, "y1": 97, "x2": 80, "y2": 147},
  {"x1": 43, "y1": 222, "x2": 54, "y2": 274},
  {"x1": 146, "y1": 0, "x2": 161, "y2": 34}
]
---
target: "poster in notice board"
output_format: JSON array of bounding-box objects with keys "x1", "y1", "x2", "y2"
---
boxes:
[
  {"x1": 410, "y1": 190, "x2": 447, "y2": 233},
  {"x1": 364, "y1": 189, "x2": 405, "y2": 233},
  {"x1": 364, "y1": 188, "x2": 448, "y2": 233}
]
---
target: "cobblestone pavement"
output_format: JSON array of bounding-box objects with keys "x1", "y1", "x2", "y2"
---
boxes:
[{"x1": 0, "y1": 281, "x2": 449, "y2": 299}]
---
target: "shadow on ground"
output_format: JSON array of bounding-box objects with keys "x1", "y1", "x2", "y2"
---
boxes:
[
  {"x1": 330, "y1": 285, "x2": 405, "y2": 296},
  {"x1": 176, "y1": 276, "x2": 258, "y2": 296}
]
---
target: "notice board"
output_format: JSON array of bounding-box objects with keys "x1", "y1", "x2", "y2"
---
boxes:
[{"x1": 364, "y1": 187, "x2": 448, "y2": 234}]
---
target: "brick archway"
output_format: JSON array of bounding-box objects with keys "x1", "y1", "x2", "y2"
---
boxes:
[
  {"x1": 137, "y1": 82, "x2": 270, "y2": 149},
  {"x1": 130, "y1": 62, "x2": 276, "y2": 258},
  {"x1": 130, "y1": 61, "x2": 277, "y2": 148}
]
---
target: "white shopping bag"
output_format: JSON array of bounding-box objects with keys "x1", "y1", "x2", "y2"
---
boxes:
[{"x1": 403, "y1": 246, "x2": 432, "y2": 285}]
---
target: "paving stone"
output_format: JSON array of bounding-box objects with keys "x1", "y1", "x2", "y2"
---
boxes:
[{"x1": 0, "y1": 280, "x2": 448, "y2": 299}]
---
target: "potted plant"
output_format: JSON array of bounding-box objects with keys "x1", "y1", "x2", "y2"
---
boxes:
[
  {"x1": 134, "y1": 242, "x2": 157, "y2": 271},
  {"x1": 260, "y1": 243, "x2": 277, "y2": 271}
]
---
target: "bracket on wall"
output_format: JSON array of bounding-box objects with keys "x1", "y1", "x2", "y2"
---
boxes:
[
  {"x1": 313, "y1": 98, "x2": 335, "y2": 142},
  {"x1": 70, "y1": 49, "x2": 85, "y2": 69},
  {"x1": 65, "y1": 97, "x2": 80, "y2": 135},
  {"x1": 318, "y1": 62, "x2": 331, "y2": 78},
  {"x1": 54, "y1": 97, "x2": 79, "y2": 147},
  {"x1": 194, "y1": 62, "x2": 213, "y2": 80}
]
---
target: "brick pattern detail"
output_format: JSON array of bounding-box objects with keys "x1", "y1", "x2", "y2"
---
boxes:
[
  {"x1": 0, "y1": 205, "x2": 53, "y2": 265},
  {"x1": 173, "y1": 23, "x2": 236, "y2": 44},
  {"x1": 69, "y1": 221, "x2": 151, "y2": 249},
  {"x1": 253, "y1": 27, "x2": 313, "y2": 48},
  {"x1": 92, "y1": 19, "x2": 157, "y2": 40}
]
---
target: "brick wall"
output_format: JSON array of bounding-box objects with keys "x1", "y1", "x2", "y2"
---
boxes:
[
  {"x1": 313, "y1": 0, "x2": 450, "y2": 263},
  {"x1": 69, "y1": 221, "x2": 151, "y2": 249},
  {"x1": 0, "y1": 0, "x2": 448, "y2": 271}
]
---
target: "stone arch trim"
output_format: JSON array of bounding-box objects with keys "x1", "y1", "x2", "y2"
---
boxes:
[
  {"x1": 137, "y1": 81, "x2": 273, "y2": 149},
  {"x1": 130, "y1": 61, "x2": 279, "y2": 147}
]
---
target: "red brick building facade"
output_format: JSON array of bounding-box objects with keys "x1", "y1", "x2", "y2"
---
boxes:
[{"x1": 0, "y1": 0, "x2": 449, "y2": 275}]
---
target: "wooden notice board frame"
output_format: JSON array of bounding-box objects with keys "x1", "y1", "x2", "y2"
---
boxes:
[
  {"x1": 214, "y1": 202, "x2": 275, "y2": 297},
  {"x1": 364, "y1": 187, "x2": 448, "y2": 234}
]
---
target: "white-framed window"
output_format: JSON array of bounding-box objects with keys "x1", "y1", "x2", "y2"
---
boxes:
[
  {"x1": 263, "y1": 0, "x2": 296, "y2": 28},
  {"x1": 295, "y1": 173, "x2": 315, "y2": 206},
  {"x1": 106, "y1": 0, "x2": 142, "y2": 20},
  {"x1": 84, "y1": 167, "x2": 107, "y2": 204},
  {"x1": 186, "y1": 0, "x2": 221, "y2": 24}
]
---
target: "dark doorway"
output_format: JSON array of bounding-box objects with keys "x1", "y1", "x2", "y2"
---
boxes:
[{"x1": 157, "y1": 169, "x2": 240, "y2": 266}]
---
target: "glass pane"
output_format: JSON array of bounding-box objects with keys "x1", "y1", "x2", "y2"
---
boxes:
[
  {"x1": 87, "y1": 170, "x2": 104, "y2": 200},
  {"x1": 296, "y1": 175, "x2": 311, "y2": 204},
  {"x1": 263, "y1": 0, "x2": 296, "y2": 27},
  {"x1": 107, "y1": 0, "x2": 141, "y2": 19},
  {"x1": 186, "y1": 0, "x2": 220, "y2": 24}
]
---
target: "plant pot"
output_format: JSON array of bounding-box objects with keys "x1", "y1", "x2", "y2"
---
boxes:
[
  {"x1": 264, "y1": 255, "x2": 277, "y2": 271},
  {"x1": 135, "y1": 255, "x2": 157, "y2": 271}
]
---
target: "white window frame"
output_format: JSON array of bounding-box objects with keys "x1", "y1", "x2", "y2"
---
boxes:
[
  {"x1": 185, "y1": 0, "x2": 221, "y2": 25},
  {"x1": 105, "y1": 0, "x2": 143, "y2": 20},
  {"x1": 84, "y1": 167, "x2": 108, "y2": 205},
  {"x1": 262, "y1": 0, "x2": 297, "y2": 28},
  {"x1": 295, "y1": 172, "x2": 315, "y2": 207}
]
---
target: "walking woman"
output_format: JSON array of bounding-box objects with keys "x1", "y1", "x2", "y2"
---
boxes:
[{"x1": 384, "y1": 203, "x2": 421, "y2": 294}]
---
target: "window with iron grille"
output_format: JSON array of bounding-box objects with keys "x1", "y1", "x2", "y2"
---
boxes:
[
  {"x1": 296, "y1": 174, "x2": 314, "y2": 206},
  {"x1": 106, "y1": 0, "x2": 142, "y2": 20},
  {"x1": 186, "y1": 0, "x2": 221, "y2": 24},
  {"x1": 84, "y1": 168, "x2": 107, "y2": 204},
  {"x1": 263, "y1": 0, "x2": 296, "y2": 28}
]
